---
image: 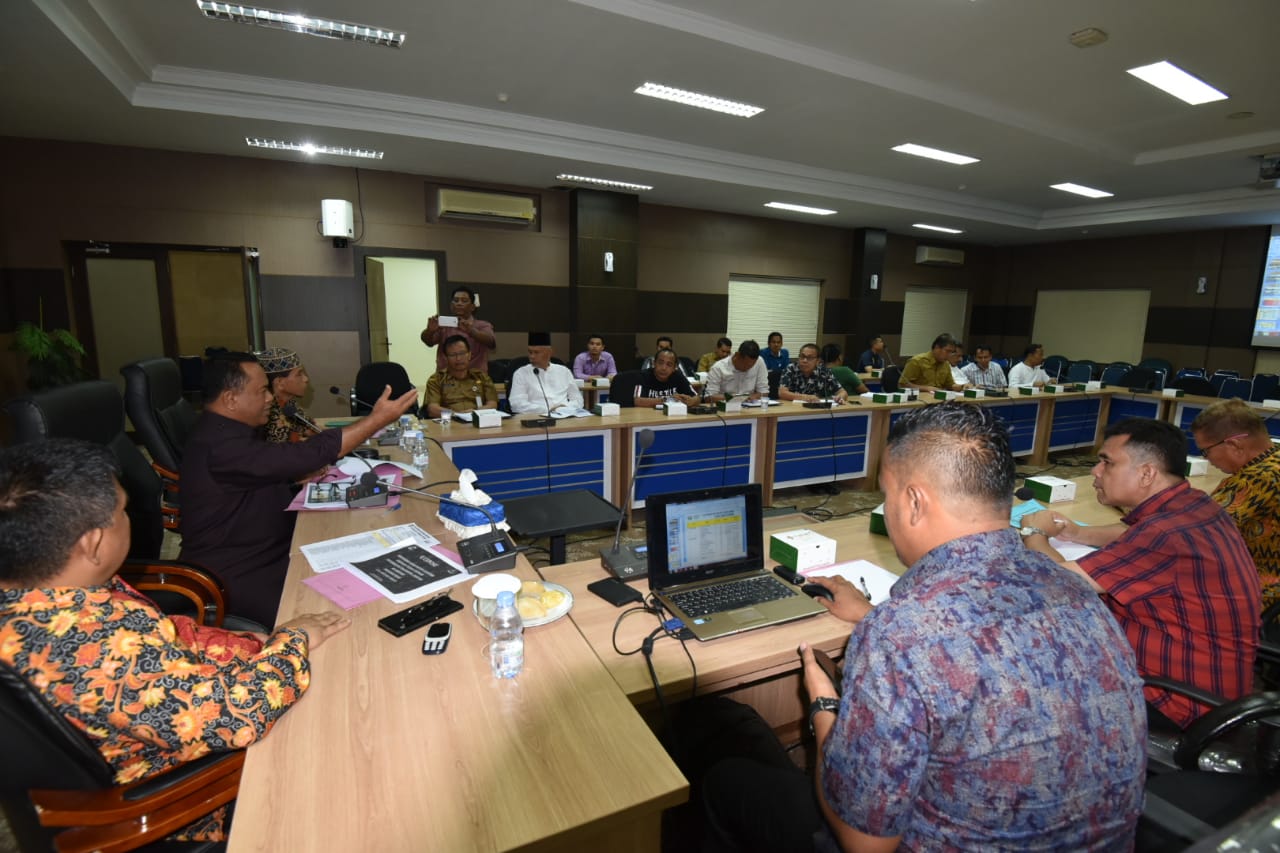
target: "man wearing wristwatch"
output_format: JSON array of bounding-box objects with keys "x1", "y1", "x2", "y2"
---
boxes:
[{"x1": 699, "y1": 402, "x2": 1146, "y2": 851}]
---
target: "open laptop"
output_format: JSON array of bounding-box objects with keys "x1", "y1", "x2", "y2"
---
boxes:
[{"x1": 645, "y1": 483, "x2": 826, "y2": 641}]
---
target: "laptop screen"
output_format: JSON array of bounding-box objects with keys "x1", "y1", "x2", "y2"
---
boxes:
[{"x1": 646, "y1": 483, "x2": 765, "y2": 589}]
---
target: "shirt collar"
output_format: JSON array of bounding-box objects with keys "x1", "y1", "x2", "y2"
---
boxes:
[{"x1": 1121, "y1": 479, "x2": 1190, "y2": 525}]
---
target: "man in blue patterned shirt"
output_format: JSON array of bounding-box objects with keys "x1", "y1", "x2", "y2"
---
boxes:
[{"x1": 700, "y1": 402, "x2": 1146, "y2": 851}]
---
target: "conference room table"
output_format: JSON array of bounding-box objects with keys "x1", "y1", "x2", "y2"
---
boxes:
[{"x1": 227, "y1": 449, "x2": 687, "y2": 852}]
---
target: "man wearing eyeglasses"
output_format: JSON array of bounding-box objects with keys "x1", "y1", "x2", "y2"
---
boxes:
[
  {"x1": 777, "y1": 343, "x2": 849, "y2": 404},
  {"x1": 423, "y1": 335, "x2": 498, "y2": 418},
  {"x1": 1192, "y1": 398, "x2": 1280, "y2": 608}
]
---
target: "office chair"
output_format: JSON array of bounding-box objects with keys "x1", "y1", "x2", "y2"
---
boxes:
[
  {"x1": 121, "y1": 357, "x2": 199, "y2": 530},
  {"x1": 1252, "y1": 374, "x2": 1279, "y2": 403},
  {"x1": 1175, "y1": 367, "x2": 1206, "y2": 381},
  {"x1": 1042, "y1": 354, "x2": 1070, "y2": 379},
  {"x1": 1219, "y1": 377, "x2": 1253, "y2": 400},
  {"x1": 487, "y1": 358, "x2": 511, "y2": 385},
  {"x1": 1065, "y1": 362, "x2": 1094, "y2": 383},
  {"x1": 609, "y1": 371, "x2": 642, "y2": 407},
  {"x1": 767, "y1": 368, "x2": 783, "y2": 399},
  {"x1": 1118, "y1": 367, "x2": 1159, "y2": 391},
  {"x1": 351, "y1": 361, "x2": 418, "y2": 416},
  {"x1": 1139, "y1": 357, "x2": 1175, "y2": 376},
  {"x1": 0, "y1": 568, "x2": 245, "y2": 853},
  {"x1": 1100, "y1": 365, "x2": 1129, "y2": 386},
  {"x1": 1209, "y1": 373, "x2": 1233, "y2": 395},
  {"x1": 677, "y1": 355, "x2": 698, "y2": 377},
  {"x1": 1172, "y1": 376, "x2": 1216, "y2": 397}
]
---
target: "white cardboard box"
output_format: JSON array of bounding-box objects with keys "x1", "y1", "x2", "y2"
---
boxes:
[
  {"x1": 963, "y1": 388, "x2": 985, "y2": 398},
  {"x1": 1024, "y1": 475, "x2": 1077, "y2": 503},
  {"x1": 769, "y1": 528, "x2": 837, "y2": 571},
  {"x1": 473, "y1": 409, "x2": 502, "y2": 429},
  {"x1": 1186, "y1": 456, "x2": 1208, "y2": 476},
  {"x1": 1085, "y1": 380, "x2": 1102, "y2": 392},
  {"x1": 593, "y1": 402, "x2": 620, "y2": 416},
  {"x1": 663, "y1": 401, "x2": 688, "y2": 416},
  {"x1": 1162, "y1": 387, "x2": 1185, "y2": 398},
  {"x1": 1016, "y1": 386, "x2": 1043, "y2": 396}
]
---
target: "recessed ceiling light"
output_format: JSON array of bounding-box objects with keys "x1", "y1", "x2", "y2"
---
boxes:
[
  {"x1": 891, "y1": 143, "x2": 980, "y2": 166},
  {"x1": 1126, "y1": 61, "x2": 1227, "y2": 105},
  {"x1": 197, "y1": 1, "x2": 406, "y2": 48},
  {"x1": 764, "y1": 202, "x2": 837, "y2": 216},
  {"x1": 246, "y1": 138, "x2": 384, "y2": 159},
  {"x1": 556, "y1": 174, "x2": 653, "y2": 191},
  {"x1": 634, "y1": 82, "x2": 764, "y2": 118},
  {"x1": 1050, "y1": 182, "x2": 1114, "y2": 199},
  {"x1": 913, "y1": 223, "x2": 964, "y2": 234}
]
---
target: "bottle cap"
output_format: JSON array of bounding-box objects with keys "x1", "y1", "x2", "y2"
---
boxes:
[{"x1": 496, "y1": 590, "x2": 515, "y2": 607}]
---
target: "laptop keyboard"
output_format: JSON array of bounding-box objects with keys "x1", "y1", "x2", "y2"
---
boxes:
[{"x1": 668, "y1": 575, "x2": 797, "y2": 617}]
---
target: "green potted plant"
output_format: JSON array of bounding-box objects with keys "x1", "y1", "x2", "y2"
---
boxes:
[{"x1": 11, "y1": 319, "x2": 87, "y2": 390}]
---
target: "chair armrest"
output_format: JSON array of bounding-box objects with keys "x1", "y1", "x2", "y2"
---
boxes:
[
  {"x1": 118, "y1": 560, "x2": 227, "y2": 627},
  {"x1": 1144, "y1": 675, "x2": 1228, "y2": 710},
  {"x1": 1175, "y1": 691, "x2": 1280, "y2": 770},
  {"x1": 1257, "y1": 641, "x2": 1280, "y2": 668}
]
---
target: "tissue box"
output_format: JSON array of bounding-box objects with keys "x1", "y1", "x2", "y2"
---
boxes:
[
  {"x1": 589, "y1": 377, "x2": 611, "y2": 388},
  {"x1": 1186, "y1": 456, "x2": 1208, "y2": 476},
  {"x1": 471, "y1": 409, "x2": 502, "y2": 429},
  {"x1": 592, "y1": 402, "x2": 620, "y2": 416},
  {"x1": 1017, "y1": 386, "x2": 1042, "y2": 396},
  {"x1": 932, "y1": 390, "x2": 961, "y2": 401},
  {"x1": 868, "y1": 368, "x2": 882, "y2": 378},
  {"x1": 769, "y1": 528, "x2": 836, "y2": 571},
  {"x1": 663, "y1": 401, "x2": 688, "y2": 416},
  {"x1": 963, "y1": 388, "x2": 985, "y2": 398},
  {"x1": 1264, "y1": 398, "x2": 1280, "y2": 410},
  {"x1": 1162, "y1": 387, "x2": 1185, "y2": 398},
  {"x1": 872, "y1": 392, "x2": 905, "y2": 404},
  {"x1": 869, "y1": 503, "x2": 888, "y2": 536},
  {"x1": 1085, "y1": 380, "x2": 1102, "y2": 392},
  {"x1": 1023, "y1": 476, "x2": 1077, "y2": 503},
  {"x1": 717, "y1": 399, "x2": 743, "y2": 413},
  {"x1": 1044, "y1": 384, "x2": 1066, "y2": 394}
]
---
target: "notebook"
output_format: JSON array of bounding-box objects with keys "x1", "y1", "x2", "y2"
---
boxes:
[{"x1": 645, "y1": 483, "x2": 825, "y2": 641}]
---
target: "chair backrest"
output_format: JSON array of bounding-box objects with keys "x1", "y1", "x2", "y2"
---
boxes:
[
  {"x1": 1175, "y1": 367, "x2": 1206, "y2": 380},
  {"x1": 767, "y1": 368, "x2": 783, "y2": 399},
  {"x1": 1214, "y1": 370, "x2": 1240, "y2": 379},
  {"x1": 609, "y1": 371, "x2": 642, "y2": 407},
  {"x1": 353, "y1": 362, "x2": 418, "y2": 416},
  {"x1": 677, "y1": 356, "x2": 697, "y2": 377},
  {"x1": 1172, "y1": 376, "x2": 1216, "y2": 397},
  {"x1": 121, "y1": 357, "x2": 199, "y2": 472},
  {"x1": 1251, "y1": 374, "x2": 1279, "y2": 403},
  {"x1": 1219, "y1": 377, "x2": 1253, "y2": 400},
  {"x1": 487, "y1": 358, "x2": 511, "y2": 385},
  {"x1": 993, "y1": 357, "x2": 1010, "y2": 373},
  {"x1": 1119, "y1": 367, "x2": 1159, "y2": 391},
  {"x1": 1139, "y1": 357, "x2": 1175, "y2": 375},
  {"x1": 1209, "y1": 373, "x2": 1231, "y2": 394},
  {"x1": 1043, "y1": 355, "x2": 1070, "y2": 378},
  {"x1": 3, "y1": 381, "x2": 164, "y2": 560},
  {"x1": 1066, "y1": 362, "x2": 1094, "y2": 383},
  {"x1": 1100, "y1": 365, "x2": 1129, "y2": 386},
  {"x1": 880, "y1": 365, "x2": 902, "y2": 394}
]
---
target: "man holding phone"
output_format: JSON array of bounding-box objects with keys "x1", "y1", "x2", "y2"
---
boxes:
[{"x1": 698, "y1": 403, "x2": 1146, "y2": 851}]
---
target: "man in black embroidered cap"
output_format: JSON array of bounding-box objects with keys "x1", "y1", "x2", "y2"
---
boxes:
[{"x1": 508, "y1": 332, "x2": 583, "y2": 414}]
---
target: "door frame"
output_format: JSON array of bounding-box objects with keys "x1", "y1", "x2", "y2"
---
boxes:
[{"x1": 352, "y1": 246, "x2": 449, "y2": 364}]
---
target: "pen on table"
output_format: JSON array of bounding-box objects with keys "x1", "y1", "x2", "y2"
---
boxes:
[
  {"x1": 858, "y1": 576, "x2": 872, "y2": 601},
  {"x1": 381, "y1": 503, "x2": 402, "y2": 515}
]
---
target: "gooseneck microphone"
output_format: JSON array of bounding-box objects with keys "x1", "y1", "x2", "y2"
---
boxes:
[
  {"x1": 331, "y1": 384, "x2": 379, "y2": 412},
  {"x1": 600, "y1": 428, "x2": 656, "y2": 579},
  {"x1": 533, "y1": 366, "x2": 555, "y2": 416},
  {"x1": 282, "y1": 401, "x2": 323, "y2": 434}
]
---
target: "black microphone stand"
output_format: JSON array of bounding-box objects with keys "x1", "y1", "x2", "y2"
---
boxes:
[{"x1": 600, "y1": 428, "x2": 656, "y2": 579}]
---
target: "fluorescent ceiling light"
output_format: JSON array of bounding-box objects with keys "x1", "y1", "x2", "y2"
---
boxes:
[
  {"x1": 197, "y1": 1, "x2": 406, "y2": 48},
  {"x1": 634, "y1": 82, "x2": 763, "y2": 118},
  {"x1": 892, "y1": 143, "x2": 979, "y2": 165},
  {"x1": 1050, "y1": 182, "x2": 1113, "y2": 199},
  {"x1": 913, "y1": 223, "x2": 964, "y2": 234},
  {"x1": 246, "y1": 138, "x2": 384, "y2": 159},
  {"x1": 764, "y1": 202, "x2": 837, "y2": 216},
  {"x1": 556, "y1": 174, "x2": 653, "y2": 191},
  {"x1": 1126, "y1": 60, "x2": 1227, "y2": 105}
]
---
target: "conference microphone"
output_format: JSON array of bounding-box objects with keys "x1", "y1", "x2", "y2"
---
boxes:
[
  {"x1": 282, "y1": 401, "x2": 323, "y2": 434},
  {"x1": 601, "y1": 428, "x2": 656, "y2": 579},
  {"x1": 392, "y1": 483, "x2": 518, "y2": 573},
  {"x1": 331, "y1": 384, "x2": 379, "y2": 412}
]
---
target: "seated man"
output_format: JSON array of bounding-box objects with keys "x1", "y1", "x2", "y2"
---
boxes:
[
  {"x1": 1008, "y1": 342, "x2": 1051, "y2": 387},
  {"x1": 1191, "y1": 398, "x2": 1280, "y2": 607},
  {"x1": 704, "y1": 339, "x2": 768, "y2": 402},
  {"x1": 0, "y1": 439, "x2": 350, "y2": 842},
  {"x1": 508, "y1": 332, "x2": 584, "y2": 414},
  {"x1": 180, "y1": 351, "x2": 417, "y2": 626},
  {"x1": 948, "y1": 342, "x2": 969, "y2": 388},
  {"x1": 1023, "y1": 418, "x2": 1260, "y2": 728},
  {"x1": 257, "y1": 346, "x2": 319, "y2": 443},
  {"x1": 631, "y1": 349, "x2": 699, "y2": 407},
  {"x1": 760, "y1": 331, "x2": 789, "y2": 372},
  {"x1": 697, "y1": 337, "x2": 732, "y2": 374},
  {"x1": 855, "y1": 335, "x2": 887, "y2": 372},
  {"x1": 778, "y1": 343, "x2": 849, "y2": 403},
  {"x1": 962, "y1": 344, "x2": 1008, "y2": 391},
  {"x1": 571, "y1": 334, "x2": 617, "y2": 380},
  {"x1": 423, "y1": 334, "x2": 499, "y2": 418},
  {"x1": 698, "y1": 403, "x2": 1145, "y2": 850},
  {"x1": 900, "y1": 333, "x2": 956, "y2": 392},
  {"x1": 820, "y1": 343, "x2": 869, "y2": 396},
  {"x1": 419, "y1": 285, "x2": 495, "y2": 374}
]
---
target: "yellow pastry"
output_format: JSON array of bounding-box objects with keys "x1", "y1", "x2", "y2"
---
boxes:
[
  {"x1": 520, "y1": 580, "x2": 546, "y2": 597},
  {"x1": 540, "y1": 589, "x2": 566, "y2": 609},
  {"x1": 516, "y1": 597, "x2": 547, "y2": 620}
]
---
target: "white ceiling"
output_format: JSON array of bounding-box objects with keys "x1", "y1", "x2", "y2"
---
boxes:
[{"x1": 3, "y1": 0, "x2": 1279, "y2": 245}]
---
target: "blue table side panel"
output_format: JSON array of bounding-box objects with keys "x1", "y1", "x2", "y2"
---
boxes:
[
  {"x1": 888, "y1": 402, "x2": 1038, "y2": 455},
  {"x1": 1048, "y1": 398, "x2": 1102, "y2": 450},
  {"x1": 773, "y1": 413, "x2": 870, "y2": 485},
  {"x1": 635, "y1": 422, "x2": 754, "y2": 501},
  {"x1": 1107, "y1": 397, "x2": 1161, "y2": 426},
  {"x1": 448, "y1": 433, "x2": 607, "y2": 500}
]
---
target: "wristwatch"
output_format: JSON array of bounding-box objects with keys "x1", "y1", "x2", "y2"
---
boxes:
[
  {"x1": 808, "y1": 696, "x2": 840, "y2": 736},
  {"x1": 1019, "y1": 526, "x2": 1052, "y2": 538}
]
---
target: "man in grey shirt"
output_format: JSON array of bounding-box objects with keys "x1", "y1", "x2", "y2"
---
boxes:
[
  {"x1": 705, "y1": 340, "x2": 769, "y2": 401},
  {"x1": 962, "y1": 345, "x2": 1007, "y2": 391}
]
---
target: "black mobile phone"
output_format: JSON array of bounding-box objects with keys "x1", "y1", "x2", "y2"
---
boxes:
[
  {"x1": 422, "y1": 621, "x2": 452, "y2": 655},
  {"x1": 810, "y1": 648, "x2": 844, "y2": 696},
  {"x1": 588, "y1": 576, "x2": 645, "y2": 607}
]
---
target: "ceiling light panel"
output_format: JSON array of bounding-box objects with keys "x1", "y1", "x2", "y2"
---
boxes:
[
  {"x1": 891, "y1": 143, "x2": 980, "y2": 165},
  {"x1": 764, "y1": 202, "x2": 837, "y2": 216},
  {"x1": 246, "y1": 138, "x2": 384, "y2": 159},
  {"x1": 634, "y1": 82, "x2": 763, "y2": 118},
  {"x1": 556, "y1": 174, "x2": 653, "y2": 191},
  {"x1": 1050, "y1": 182, "x2": 1113, "y2": 199},
  {"x1": 197, "y1": 2, "x2": 406, "y2": 48},
  {"x1": 913, "y1": 223, "x2": 964, "y2": 234},
  {"x1": 1126, "y1": 61, "x2": 1227, "y2": 105}
]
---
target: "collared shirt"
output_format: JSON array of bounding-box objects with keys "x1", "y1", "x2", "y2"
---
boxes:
[
  {"x1": 424, "y1": 368, "x2": 496, "y2": 413},
  {"x1": 704, "y1": 356, "x2": 768, "y2": 398},
  {"x1": 179, "y1": 412, "x2": 343, "y2": 626},
  {"x1": 778, "y1": 363, "x2": 842, "y2": 398},
  {"x1": 963, "y1": 361, "x2": 1008, "y2": 390},
  {"x1": 634, "y1": 368, "x2": 694, "y2": 400},
  {"x1": 1008, "y1": 361, "x2": 1050, "y2": 387},
  {"x1": 508, "y1": 363, "x2": 584, "y2": 414},
  {"x1": 696, "y1": 351, "x2": 720, "y2": 373},
  {"x1": 264, "y1": 398, "x2": 314, "y2": 443},
  {"x1": 855, "y1": 349, "x2": 884, "y2": 372},
  {"x1": 0, "y1": 578, "x2": 310, "y2": 840},
  {"x1": 949, "y1": 364, "x2": 969, "y2": 387},
  {"x1": 1079, "y1": 480, "x2": 1260, "y2": 727},
  {"x1": 422, "y1": 317, "x2": 495, "y2": 373},
  {"x1": 760, "y1": 348, "x2": 790, "y2": 372},
  {"x1": 822, "y1": 529, "x2": 1145, "y2": 847},
  {"x1": 1210, "y1": 444, "x2": 1280, "y2": 607},
  {"x1": 828, "y1": 365, "x2": 867, "y2": 396},
  {"x1": 900, "y1": 351, "x2": 954, "y2": 390},
  {"x1": 572, "y1": 350, "x2": 617, "y2": 379}
]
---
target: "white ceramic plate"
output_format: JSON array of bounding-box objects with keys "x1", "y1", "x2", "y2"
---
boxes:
[{"x1": 473, "y1": 582, "x2": 574, "y2": 628}]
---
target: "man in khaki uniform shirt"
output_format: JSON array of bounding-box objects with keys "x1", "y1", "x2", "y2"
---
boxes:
[
  {"x1": 423, "y1": 335, "x2": 498, "y2": 417},
  {"x1": 901, "y1": 333, "x2": 957, "y2": 392}
]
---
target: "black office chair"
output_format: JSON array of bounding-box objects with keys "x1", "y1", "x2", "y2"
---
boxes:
[
  {"x1": 1173, "y1": 376, "x2": 1216, "y2": 397},
  {"x1": 1139, "y1": 357, "x2": 1175, "y2": 376},
  {"x1": 487, "y1": 358, "x2": 511, "y2": 385},
  {"x1": 351, "y1": 361, "x2": 418, "y2": 416},
  {"x1": 1100, "y1": 365, "x2": 1129, "y2": 386},
  {"x1": 1042, "y1": 354, "x2": 1070, "y2": 379},
  {"x1": 0, "y1": 569, "x2": 245, "y2": 853},
  {"x1": 609, "y1": 371, "x2": 642, "y2": 407},
  {"x1": 121, "y1": 357, "x2": 199, "y2": 530},
  {"x1": 1118, "y1": 367, "x2": 1159, "y2": 391},
  {"x1": 767, "y1": 369, "x2": 782, "y2": 399},
  {"x1": 678, "y1": 356, "x2": 698, "y2": 377},
  {"x1": 880, "y1": 365, "x2": 902, "y2": 394},
  {"x1": 1252, "y1": 374, "x2": 1279, "y2": 403}
]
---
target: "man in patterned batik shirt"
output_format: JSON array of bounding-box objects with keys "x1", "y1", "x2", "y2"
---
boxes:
[{"x1": 0, "y1": 440, "x2": 350, "y2": 841}]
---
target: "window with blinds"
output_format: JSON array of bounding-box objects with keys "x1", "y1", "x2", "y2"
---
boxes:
[
  {"x1": 726, "y1": 277, "x2": 821, "y2": 355},
  {"x1": 901, "y1": 288, "x2": 968, "y2": 357}
]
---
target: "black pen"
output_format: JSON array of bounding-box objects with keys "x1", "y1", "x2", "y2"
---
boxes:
[{"x1": 858, "y1": 576, "x2": 872, "y2": 601}]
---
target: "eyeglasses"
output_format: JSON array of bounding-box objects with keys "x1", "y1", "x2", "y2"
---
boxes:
[
  {"x1": 1199, "y1": 432, "x2": 1248, "y2": 454},
  {"x1": 445, "y1": 350, "x2": 471, "y2": 360}
]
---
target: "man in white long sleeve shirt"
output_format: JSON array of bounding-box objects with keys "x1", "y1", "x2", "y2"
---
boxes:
[
  {"x1": 508, "y1": 332, "x2": 584, "y2": 414},
  {"x1": 705, "y1": 340, "x2": 769, "y2": 402},
  {"x1": 1008, "y1": 343, "x2": 1051, "y2": 388}
]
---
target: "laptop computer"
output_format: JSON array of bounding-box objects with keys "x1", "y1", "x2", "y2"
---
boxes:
[{"x1": 645, "y1": 483, "x2": 826, "y2": 641}]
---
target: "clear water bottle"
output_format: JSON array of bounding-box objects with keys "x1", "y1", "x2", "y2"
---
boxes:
[
  {"x1": 489, "y1": 590, "x2": 524, "y2": 679},
  {"x1": 409, "y1": 431, "x2": 429, "y2": 470}
]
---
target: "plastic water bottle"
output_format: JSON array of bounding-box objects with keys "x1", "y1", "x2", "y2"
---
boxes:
[
  {"x1": 409, "y1": 431, "x2": 429, "y2": 470},
  {"x1": 489, "y1": 590, "x2": 524, "y2": 679}
]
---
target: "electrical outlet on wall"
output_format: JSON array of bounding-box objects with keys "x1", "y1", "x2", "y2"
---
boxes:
[{"x1": 1196, "y1": 276, "x2": 1208, "y2": 294}]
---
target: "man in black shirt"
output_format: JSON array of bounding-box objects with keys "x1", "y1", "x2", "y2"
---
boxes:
[{"x1": 632, "y1": 349, "x2": 699, "y2": 407}]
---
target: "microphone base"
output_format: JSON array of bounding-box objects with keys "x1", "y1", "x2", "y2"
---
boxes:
[
  {"x1": 346, "y1": 483, "x2": 391, "y2": 509},
  {"x1": 521, "y1": 417, "x2": 557, "y2": 428},
  {"x1": 600, "y1": 544, "x2": 649, "y2": 580},
  {"x1": 457, "y1": 529, "x2": 520, "y2": 574}
]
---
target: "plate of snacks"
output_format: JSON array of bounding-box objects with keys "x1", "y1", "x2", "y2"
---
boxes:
[{"x1": 472, "y1": 577, "x2": 573, "y2": 628}]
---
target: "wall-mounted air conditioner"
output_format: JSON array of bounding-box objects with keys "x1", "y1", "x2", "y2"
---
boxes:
[
  {"x1": 915, "y1": 245, "x2": 965, "y2": 266},
  {"x1": 437, "y1": 188, "x2": 536, "y2": 224}
]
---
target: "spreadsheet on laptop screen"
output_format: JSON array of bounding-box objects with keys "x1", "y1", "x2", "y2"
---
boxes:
[{"x1": 665, "y1": 494, "x2": 749, "y2": 574}]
